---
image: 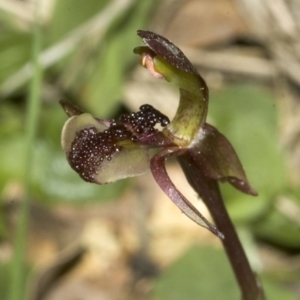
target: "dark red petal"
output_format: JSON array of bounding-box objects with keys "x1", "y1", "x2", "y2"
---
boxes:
[
  {"x1": 137, "y1": 30, "x2": 198, "y2": 75},
  {"x1": 59, "y1": 100, "x2": 84, "y2": 117},
  {"x1": 189, "y1": 123, "x2": 257, "y2": 196},
  {"x1": 150, "y1": 147, "x2": 224, "y2": 239}
]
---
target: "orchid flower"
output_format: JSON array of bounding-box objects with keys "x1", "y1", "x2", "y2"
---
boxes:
[
  {"x1": 60, "y1": 30, "x2": 265, "y2": 300},
  {"x1": 60, "y1": 30, "x2": 257, "y2": 240}
]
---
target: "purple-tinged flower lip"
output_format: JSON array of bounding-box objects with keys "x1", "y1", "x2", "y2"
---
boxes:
[
  {"x1": 60, "y1": 100, "x2": 176, "y2": 185},
  {"x1": 137, "y1": 30, "x2": 199, "y2": 75},
  {"x1": 61, "y1": 112, "x2": 151, "y2": 184}
]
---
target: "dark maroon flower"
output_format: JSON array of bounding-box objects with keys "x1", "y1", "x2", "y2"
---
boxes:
[{"x1": 61, "y1": 30, "x2": 257, "y2": 239}]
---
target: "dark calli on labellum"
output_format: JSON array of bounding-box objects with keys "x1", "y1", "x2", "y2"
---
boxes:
[{"x1": 61, "y1": 30, "x2": 257, "y2": 240}]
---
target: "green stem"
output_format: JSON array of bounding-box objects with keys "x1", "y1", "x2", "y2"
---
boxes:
[
  {"x1": 9, "y1": 8, "x2": 42, "y2": 300},
  {"x1": 178, "y1": 153, "x2": 265, "y2": 300}
]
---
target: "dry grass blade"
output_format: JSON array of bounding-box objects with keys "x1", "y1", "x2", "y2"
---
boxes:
[
  {"x1": 0, "y1": 0, "x2": 36, "y2": 27},
  {"x1": 238, "y1": 0, "x2": 300, "y2": 185},
  {"x1": 181, "y1": 47, "x2": 278, "y2": 80},
  {"x1": 0, "y1": 0, "x2": 134, "y2": 98}
]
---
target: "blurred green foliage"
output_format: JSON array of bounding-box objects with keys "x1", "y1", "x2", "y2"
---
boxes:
[
  {"x1": 47, "y1": 0, "x2": 109, "y2": 43},
  {"x1": 0, "y1": 0, "x2": 158, "y2": 204},
  {"x1": 0, "y1": 261, "x2": 30, "y2": 300},
  {"x1": 154, "y1": 245, "x2": 297, "y2": 300},
  {"x1": 0, "y1": 32, "x2": 31, "y2": 84}
]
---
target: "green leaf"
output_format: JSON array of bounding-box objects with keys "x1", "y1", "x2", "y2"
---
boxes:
[
  {"x1": 261, "y1": 276, "x2": 297, "y2": 300},
  {"x1": 0, "y1": 135, "x2": 25, "y2": 192},
  {"x1": 39, "y1": 102, "x2": 69, "y2": 150},
  {"x1": 0, "y1": 103, "x2": 23, "y2": 137},
  {"x1": 253, "y1": 203, "x2": 300, "y2": 249},
  {"x1": 46, "y1": 0, "x2": 109, "y2": 44},
  {"x1": 153, "y1": 245, "x2": 238, "y2": 300},
  {"x1": 31, "y1": 141, "x2": 128, "y2": 203},
  {"x1": 83, "y1": 0, "x2": 158, "y2": 117},
  {"x1": 0, "y1": 32, "x2": 31, "y2": 84},
  {"x1": 0, "y1": 262, "x2": 31, "y2": 300},
  {"x1": 153, "y1": 245, "x2": 297, "y2": 300},
  {"x1": 225, "y1": 194, "x2": 272, "y2": 223},
  {"x1": 84, "y1": 35, "x2": 126, "y2": 116}
]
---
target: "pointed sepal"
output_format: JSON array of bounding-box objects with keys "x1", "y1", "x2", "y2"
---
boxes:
[
  {"x1": 150, "y1": 147, "x2": 224, "y2": 239},
  {"x1": 189, "y1": 123, "x2": 257, "y2": 195}
]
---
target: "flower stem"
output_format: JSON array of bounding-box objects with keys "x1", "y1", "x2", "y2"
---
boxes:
[{"x1": 178, "y1": 153, "x2": 265, "y2": 300}]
